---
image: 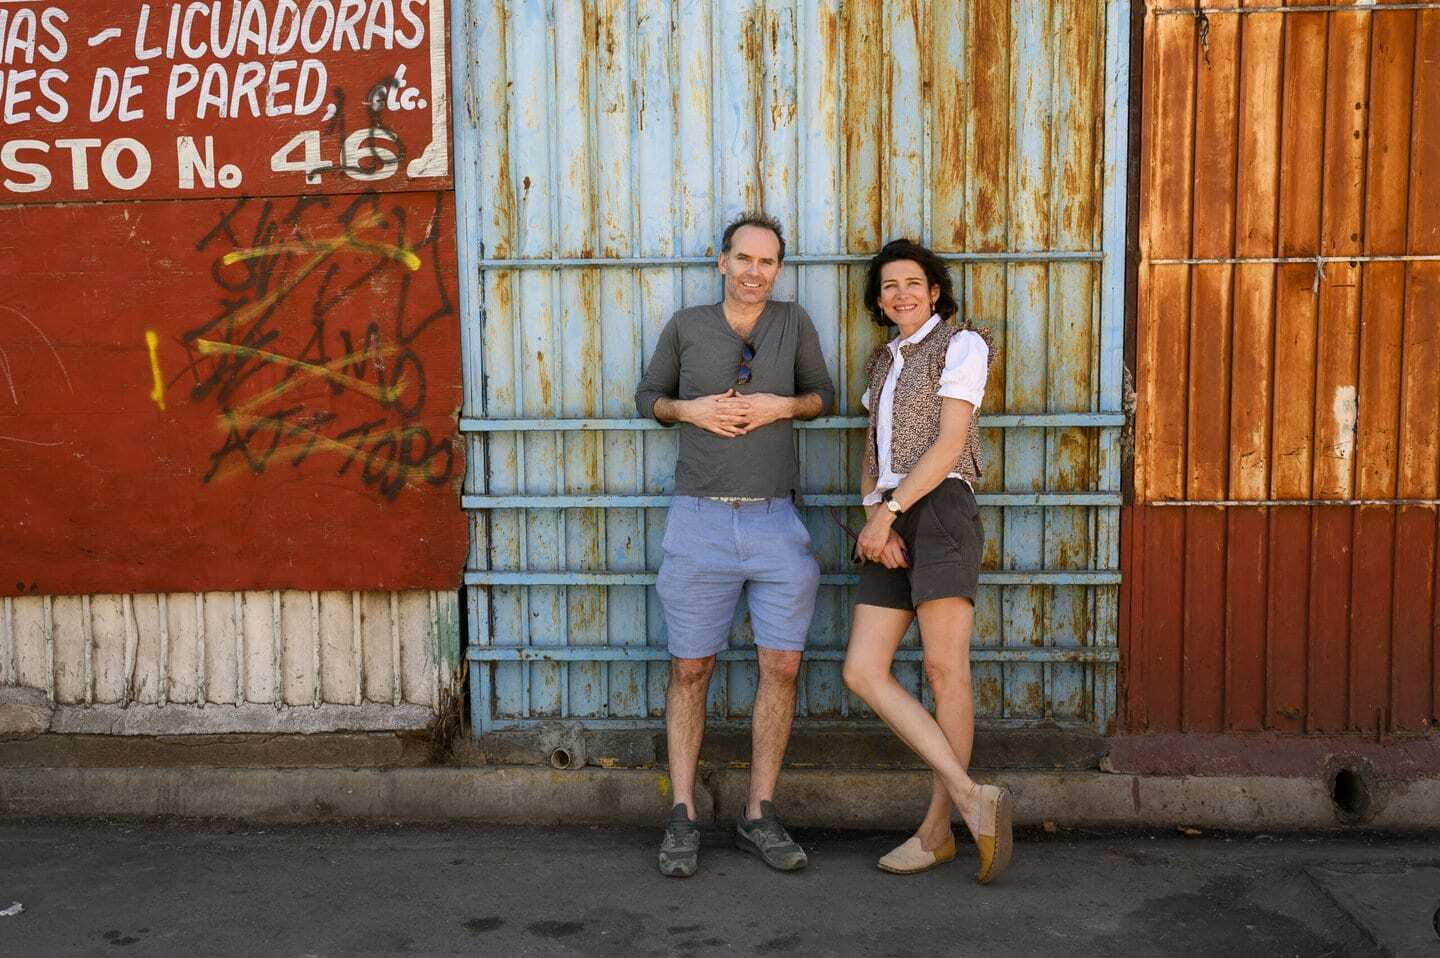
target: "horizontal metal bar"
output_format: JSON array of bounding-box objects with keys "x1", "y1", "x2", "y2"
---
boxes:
[
  {"x1": 1152, "y1": 3, "x2": 1440, "y2": 14},
  {"x1": 467, "y1": 646, "x2": 1119, "y2": 664},
  {"x1": 463, "y1": 493, "x2": 1123, "y2": 509},
  {"x1": 1150, "y1": 498, "x2": 1440, "y2": 508},
  {"x1": 1148, "y1": 254, "x2": 1440, "y2": 266},
  {"x1": 466, "y1": 570, "x2": 1122, "y2": 587},
  {"x1": 464, "y1": 417, "x2": 668, "y2": 432},
  {"x1": 459, "y1": 413, "x2": 1125, "y2": 432},
  {"x1": 476, "y1": 716, "x2": 1109, "y2": 731},
  {"x1": 477, "y1": 251, "x2": 1103, "y2": 269}
]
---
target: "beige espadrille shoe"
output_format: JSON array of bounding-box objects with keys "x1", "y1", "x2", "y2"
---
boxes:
[
  {"x1": 972, "y1": 784, "x2": 1014, "y2": 884},
  {"x1": 877, "y1": 835, "x2": 957, "y2": 875}
]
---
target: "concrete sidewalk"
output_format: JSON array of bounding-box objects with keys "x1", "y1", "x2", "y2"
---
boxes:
[{"x1": 3, "y1": 819, "x2": 1436, "y2": 956}]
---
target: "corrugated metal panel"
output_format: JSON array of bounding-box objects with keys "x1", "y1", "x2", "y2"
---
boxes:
[
  {"x1": 0, "y1": 590, "x2": 460, "y2": 733},
  {"x1": 1128, "y1": 2, "x2": 1440, "y2": 735},
  {"x1": 455, "y1": 0, "x2": 1131, "y2": 732}
]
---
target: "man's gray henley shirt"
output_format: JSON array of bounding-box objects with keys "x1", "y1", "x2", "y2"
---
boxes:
[{"x1": 634, "y1": 301, "x2": 835, "y2": 500}]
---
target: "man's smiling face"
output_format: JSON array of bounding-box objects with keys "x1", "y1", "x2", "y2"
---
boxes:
[{"x1": 718, "y1": 225, "x2": 782, "y2": 306}]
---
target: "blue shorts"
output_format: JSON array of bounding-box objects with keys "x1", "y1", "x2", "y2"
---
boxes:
[{"x1": 655, "y1": 496, "x2": 821, "y2": 659}]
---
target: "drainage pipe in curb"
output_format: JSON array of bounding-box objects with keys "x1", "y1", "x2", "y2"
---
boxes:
[{"x1": 549, "y1": 745, "x2": 584, "y2": 771}]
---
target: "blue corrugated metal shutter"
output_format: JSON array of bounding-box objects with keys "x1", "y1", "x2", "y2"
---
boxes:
[{"x1": 451, "y1": 0, "x2": 1131, "y2": 733}]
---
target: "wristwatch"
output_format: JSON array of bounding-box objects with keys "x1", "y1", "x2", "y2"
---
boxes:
[{"x1": 882, "y1": 489, "x2": 904, "y2": 515}]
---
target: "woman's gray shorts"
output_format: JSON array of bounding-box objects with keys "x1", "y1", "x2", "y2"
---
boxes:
[
  {"x1": 655, "y1": 496, "x2": 821, "y2": 659},
  {"x1": 856, "y1": 479, "x2": 983, "y2": 611}
]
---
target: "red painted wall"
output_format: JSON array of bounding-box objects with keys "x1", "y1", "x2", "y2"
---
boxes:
[
  {"x1": 0, "y1": 1, "x2": 467, "y2": 595},
  {"x1": 1122, "y1": 504, "x2": 1438, "y2": 736},
  {"x1": 1127, "y1": 5, "x2": 1440, "y2": 739}
]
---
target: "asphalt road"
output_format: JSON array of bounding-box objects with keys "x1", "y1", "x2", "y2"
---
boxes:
[{"x1": 2, "y1": 820, "x2": 1435, "y2": 956}]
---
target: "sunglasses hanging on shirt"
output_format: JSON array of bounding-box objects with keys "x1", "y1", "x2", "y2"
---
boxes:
[{"x1": 736, "y1": 340, "x2": 757, "y2": 386}]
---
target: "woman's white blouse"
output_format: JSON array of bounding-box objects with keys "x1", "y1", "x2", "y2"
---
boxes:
[{"x1": 859, "y1": 314, "x2": 989, "y2": 506}]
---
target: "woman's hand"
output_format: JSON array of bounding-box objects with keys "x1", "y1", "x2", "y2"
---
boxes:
[
  {"x1": 857, "y1": 513, "x2": 909, "y2": 568},
  {"x1": 877, "y1": 531, "x2": 909, "y2": 568}
]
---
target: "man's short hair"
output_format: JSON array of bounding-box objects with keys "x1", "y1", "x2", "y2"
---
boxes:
[{"x1": 720, "y1": 212, "x2": 786, "y2": 263}]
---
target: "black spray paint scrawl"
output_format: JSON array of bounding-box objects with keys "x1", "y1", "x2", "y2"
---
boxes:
[{"x1": 179, "y1": 190, "x2": 455, "y2": 502}]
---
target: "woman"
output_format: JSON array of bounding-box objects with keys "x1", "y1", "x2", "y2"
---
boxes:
[{"x1": 841, "y1": 238, "x2": 1013, "y2": 884}]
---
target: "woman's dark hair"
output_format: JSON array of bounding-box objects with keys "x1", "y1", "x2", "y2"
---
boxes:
[{"x1": 862, "y1": 238, "x2": 959, "y2": 327}]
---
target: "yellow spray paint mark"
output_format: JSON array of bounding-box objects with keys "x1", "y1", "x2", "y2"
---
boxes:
[
  {"x1": 222, "y1": 240, "x2": 421, "y2": 272},
  {"x1": 218, "y1": 210, "x2": 422, "y2": 271},
  {"x1": 185, "y1": 211, "x2": 421, "y2": 402},
  {"x1": 194, "y1": 338, "x2": 406, "y2": 409},
  {"x1": 144, "y1": 331, "x2": 166, "y2": 411},
  {"x1": 656, "y1": 773, "x2": 672, "y2": 800}
]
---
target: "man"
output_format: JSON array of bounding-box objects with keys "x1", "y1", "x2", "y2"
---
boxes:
[{"x1": 635, "y1": 212, "x2": 834, "y2": 878}]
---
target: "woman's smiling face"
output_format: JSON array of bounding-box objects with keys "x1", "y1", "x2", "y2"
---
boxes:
[{"x1": 877, "y1": 259, "x2": 939, "y2": 327}]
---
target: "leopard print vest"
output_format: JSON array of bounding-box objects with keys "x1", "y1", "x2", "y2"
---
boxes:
[{"x1": 862, "y1": 319, "x2": 994, "y2": 483}]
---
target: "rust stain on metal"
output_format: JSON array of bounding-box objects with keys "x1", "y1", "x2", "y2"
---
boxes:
[
  {"x1": 1022, "y1": 681, "x2": 1046, "y2": 717},
  {"x1": 931, "y1": 0, "x2": 966, "y2": 250},
  {"x1": 488, "y1": 2, "x2": 515, "y2": 258},
  {"x1": 536, "y1": 349, "x2": 552, "y2": 410},
  {"x1": 1058, "y1": 0, "x2": 1103, "y2": 244},
  {"x1": 765, "y1": 9, "x2": 797, "y2": 132},
  {"x1": 1064, "y1": 595, "x2": 1089, "y2": 644},
  {"x1": 842, "y1": 0, "x2": 883, "y2": 248},
  {"x1": 574, "y1": 432, "x2": 603, "y2": 497},
  {"x1": 576, "y1": 274, "x2": 601, "y2": 416},
  {"x1": 975, "y1": 671, "x2": 1003, "y2": 716},
  {"x1": 577, "y1": 0, "x2": 600, "y2": 261},
  {"x1": 742, "y1": 5, "x2": 766, "y2": 210},
  {"x1": 742, "y1": 6, "x2": 764, "y2": 65},
  {"x1": 602, "y1": 8, "x2": 618, "y2": 59},
  {"x1": 819, "y1": 4, "x2": 839, "y2": 71},
  {"x1": 1054, "y1": 432, "x2": 1093, "y2": 490},
  {"x1": 967, "y1": 0, "x2": 1010, "y2": 249}
]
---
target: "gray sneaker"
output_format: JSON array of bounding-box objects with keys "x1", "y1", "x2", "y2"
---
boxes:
[
  {"x1": 658, "y1": 804, "x2": 700, "y2": 878},
  {"x1": 735, "y1": 800, "x2": 807, "y2": 871}
]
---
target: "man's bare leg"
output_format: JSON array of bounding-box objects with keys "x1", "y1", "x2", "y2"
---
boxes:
[
  {"x1": 666, "y1": 655, "x2": 716, "y2": 819},
  {"x1": 747, "y1": 647, "x2": 803, "y2": 819}
]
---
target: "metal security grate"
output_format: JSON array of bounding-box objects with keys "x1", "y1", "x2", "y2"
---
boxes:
[{"x1": 450, "y1": 0, "x2": 1133, "y2": 734}]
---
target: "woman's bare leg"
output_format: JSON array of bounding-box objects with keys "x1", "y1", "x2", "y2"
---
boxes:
[
  {"x1": 911, "y1": 596, "x2": 976, "y2": 849},
  {"x1": 843, "y1": 603, "x2": 983, "y2": 835}
]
